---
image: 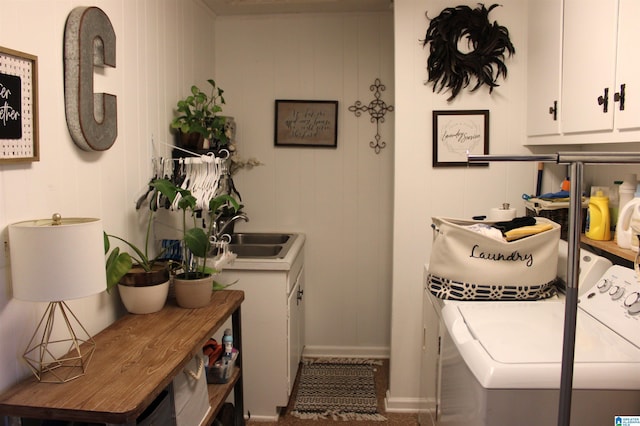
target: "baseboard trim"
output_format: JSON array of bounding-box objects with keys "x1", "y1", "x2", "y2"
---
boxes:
[
  {"x1": 244, "y1": 413, "x2": 280, "y2": 422},
  {"x1": 302, "y1": 345, "x2": 390, "y2": 359},
  {"x1": 384, "y1": 389, "x2": 431, "y2": 413}
]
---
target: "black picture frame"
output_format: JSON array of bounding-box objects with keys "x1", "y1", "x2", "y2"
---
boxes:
[
  {"x1": 0, "y1": 46, "x2": 39, "y2": 163},
  {"x1": 432, "y1": 110, "x2": 489, "y2": 167},
  {"x1": 274, "y1": 100, "x2": 338, "y2": 148}
]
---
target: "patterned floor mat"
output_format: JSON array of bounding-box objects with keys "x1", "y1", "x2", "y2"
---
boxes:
[{"x1": 291, "y1": 359, "x2": 386, "y2": 421}]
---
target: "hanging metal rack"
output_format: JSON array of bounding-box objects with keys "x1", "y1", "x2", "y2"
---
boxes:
[{"x1": 467, "y1": 151, "x2": 640, "y2": 426}]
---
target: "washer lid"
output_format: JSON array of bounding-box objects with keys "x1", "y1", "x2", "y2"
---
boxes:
[{"x1": 458, "y1": 302, "x2": 640, "y2": 363}]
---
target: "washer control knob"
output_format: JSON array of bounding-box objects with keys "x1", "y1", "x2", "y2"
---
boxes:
[
  {"x1": 609, "y1": 286, "x2": 625, "y2": 300},
  {"x1": 598, "y1": 279, "x2": 612, "y2": 292},
  {"x1": 624, "y1": 292, "x2": 640, "y2": 307},
  {"x1": 628, "y1": 302, "x2": 640, "y2": 315}
]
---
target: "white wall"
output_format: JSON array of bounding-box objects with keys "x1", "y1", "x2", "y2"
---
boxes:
[
  {"x1": 0, "y1": 0, "x2": 216, "y2": 392},
  {"x1": 580, "y1": 142, "x2": 640, "y2": 190},
  {"x1": 389, "y1": 0, "x2": 535, "y2": 412},
  {"x1": 213, "y1": 12, "x2": 395, "y2": 356}
]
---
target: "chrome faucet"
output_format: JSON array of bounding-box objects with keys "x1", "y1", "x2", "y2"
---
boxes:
[{"x1": 213, "y1": 212, "x2": 249, "y2": 239}]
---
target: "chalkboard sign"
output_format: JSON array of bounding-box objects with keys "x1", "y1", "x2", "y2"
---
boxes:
[
  {"x1": 274, "y1": 100, "x2": 338, "y2": 148},
  {"x1": 0, "y1": 73, "x2": 22, "y2": 139},
  {"x1": 0, "y1": 46, "x2": 39, "y2": 162}
]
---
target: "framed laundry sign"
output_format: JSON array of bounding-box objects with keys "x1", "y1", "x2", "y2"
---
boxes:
[
  {"x1": 433, "y1": 110, "x2": 488, "y2": 167},
  {"x1": 0, "y1": 46, "x2": 39, "y2": 163},
  {"x1": 274, "y1": 100, "x2": 338, "y2": 148}
]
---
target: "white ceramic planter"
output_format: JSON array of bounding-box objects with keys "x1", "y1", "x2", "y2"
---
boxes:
[
  {"x1": 117, "y1": 266, "x2": 170, "y2": 314},
  {"x1": 118, "y1": 281, "x2": 169, "y2": 314}
]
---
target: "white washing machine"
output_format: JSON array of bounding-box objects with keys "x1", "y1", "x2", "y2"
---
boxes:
[{"x1": 431, "y1": 253, "x2": 640, "y2": 426}]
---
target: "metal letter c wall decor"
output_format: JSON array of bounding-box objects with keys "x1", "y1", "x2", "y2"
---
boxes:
[{"x1": 64, "y1": 7, "x2": 117, "y2": 151}]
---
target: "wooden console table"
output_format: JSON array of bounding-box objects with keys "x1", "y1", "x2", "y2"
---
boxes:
[{"x1": 0, "y1": 290, "x2": 244, "y2": 425}]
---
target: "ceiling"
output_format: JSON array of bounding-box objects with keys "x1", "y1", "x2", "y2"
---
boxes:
[{"x1": 202, "y1": 0, "x2": 393, "y2": 15}]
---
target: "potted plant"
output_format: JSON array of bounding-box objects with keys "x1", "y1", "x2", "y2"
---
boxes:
[
  {"x1": 151, "y1": 178, "x2": 240, "y2": 308},
  {"x1": 104, "y1": 182, "x2": 177, "y2": 314},
  {"x1": 170, "y1": 79, "x2": 231, "y2": 151}
]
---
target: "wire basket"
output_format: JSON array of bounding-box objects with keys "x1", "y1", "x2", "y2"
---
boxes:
[{"x1": 526, "y1": 207, "x2": 586, "y2": 240}]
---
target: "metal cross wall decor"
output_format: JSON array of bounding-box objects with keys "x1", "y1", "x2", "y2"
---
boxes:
[{"x1": 348, "y1": 78, "x2": 394, "y2": 154}]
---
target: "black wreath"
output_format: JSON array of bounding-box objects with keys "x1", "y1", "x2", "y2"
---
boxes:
[{"x1": 422, "y1": 3, "x2": 515, "y2": 101}]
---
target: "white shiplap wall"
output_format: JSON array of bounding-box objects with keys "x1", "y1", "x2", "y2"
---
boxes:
[
  {"x1": 213, "y1": 12, "x2": 395, "y2": 355},
  {"x1": 390, "y1": 0, "x2": 535, "y2": 412},
  {"x1": 0, "y1": 0, "x2": 216, "y2": 392}
]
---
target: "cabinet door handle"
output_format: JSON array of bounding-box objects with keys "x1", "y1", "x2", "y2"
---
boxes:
[
  {"x1": 597, "y1": 88, "x2": 609, "y2": 113},
  {"x1": 548, "y1": 100, "x2": 558, "y2": 121},
  {"x1": 614, "y1": 84, "x2": 626, "y2": 111},
  {"x1": 297, "y1": 288, "x2": 304, "y2": 305}
]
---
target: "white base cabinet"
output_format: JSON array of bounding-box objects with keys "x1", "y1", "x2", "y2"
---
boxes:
[{"x1": 219, "y1": 239, "x2": 305, "y2": 421}]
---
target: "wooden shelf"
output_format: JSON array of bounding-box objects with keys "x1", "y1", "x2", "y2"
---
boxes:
[
  {"x1": 580, "y1": 234, "x2": 636, "y2": 263},
  {"x1": 0, "y1": 290, "x2": 244, "y2": 425},
  {"x1": 206, "y1": 368, "x2": 241, "y2": 423}
]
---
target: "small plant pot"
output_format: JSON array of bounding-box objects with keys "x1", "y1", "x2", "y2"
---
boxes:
[
  {"x1": 118, "y1": 266, "x2": 170, "y2": 314},
  {"x1": 174, "y1": 273, "x2": 214, "y2": 309},
  {"x1": 178, "y1": 131, "x2": 204, "y2": 150}
]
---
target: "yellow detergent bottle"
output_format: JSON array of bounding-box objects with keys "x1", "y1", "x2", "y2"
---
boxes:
[{"x1": 585, "y1": 189, "x2": 611, "y2": 241}]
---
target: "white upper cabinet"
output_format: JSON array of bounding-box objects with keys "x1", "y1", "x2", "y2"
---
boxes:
[
  {"x1": 561, "y1": 0, "x2": 618, "y2": 134},
  {"x1": 612, "y1": 0, "x2": 640, "y2": 131},
  {"x1": 526, "y1": 0, "x2": 563, "y2": 136},
  {"x1": 527, "y1": 0, "x2": 640, "y2": 144}
]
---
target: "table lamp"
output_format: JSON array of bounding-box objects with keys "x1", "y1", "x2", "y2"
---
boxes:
[{"x1": 8, "y1": 214, "x2": 106, "y2": 383}]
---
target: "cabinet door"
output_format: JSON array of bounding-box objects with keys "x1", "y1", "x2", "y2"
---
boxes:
[
  {"x1": 613, "y1": 0, "x2": 640, "y2": 130},
  {"x1": 287, "y1": 266, "x2": 305, "y2": 395},
  {"x1": 561, "y1": 0, "x2": 618, "y2": 134},
  {"x1": 526, "y1": 0, "x2": 562, "y2": 136}
]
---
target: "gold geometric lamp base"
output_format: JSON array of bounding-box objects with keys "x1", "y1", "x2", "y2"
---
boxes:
[
  {"x1": 9, "y1": 216, "x2": 105, "y2": 383},
  {"x1": 23, "y1": 301, "x2": 96, "y2": 383}
]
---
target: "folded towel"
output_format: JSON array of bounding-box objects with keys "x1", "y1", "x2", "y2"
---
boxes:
[
  {"x1": 539, "y1": 190, "x2": 570, "y2": 199},
  {"x1": 504, "y1": 223, "x2": 554, "y2": 241}
]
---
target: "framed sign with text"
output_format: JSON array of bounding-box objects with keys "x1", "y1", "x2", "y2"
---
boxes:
[
  {"x1": 275, "y1": 100, "x2": 338, "y2": 148},
  {"x1": 0, "y1": 46, "x2": 39, "y2": 163},
  {"x1": 433, "y1": 110, "x2": 488, "y2": 167}
]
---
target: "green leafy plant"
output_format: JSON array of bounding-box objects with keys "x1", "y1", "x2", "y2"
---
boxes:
[
  {"x1": 104, "y1": 183, "x2": 179, "y2": 293},
  {"x1": 170, "y1": 79, "x2": 230, "y2": 145},
  {"x1": 151, "y1": 179, "x2": 240, "y2": 280}
]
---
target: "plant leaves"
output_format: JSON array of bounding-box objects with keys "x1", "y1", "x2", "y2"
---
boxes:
[
  {"x1": 209, "y1": 194, "x2": 239, "y2": 214},
  {"x1": 184, "y1": 227, "x2": 210, "y2": 258},
  {"x1": 178, "y1": 194, "x2": 198, "y2": 211},
  {"x1": 213, "y1": 279, "x2": 238, "y2": 291},
  {"x1": 105, "y1": 248, "x2": 132, "y2": 293},
  {"x1": 151, "y1": 178, "x2": 179, "y2": 204}
]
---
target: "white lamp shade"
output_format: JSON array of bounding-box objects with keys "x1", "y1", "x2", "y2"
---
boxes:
[{"x1": 9, "y1": 216, "x2": 106, "y2": 302}]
